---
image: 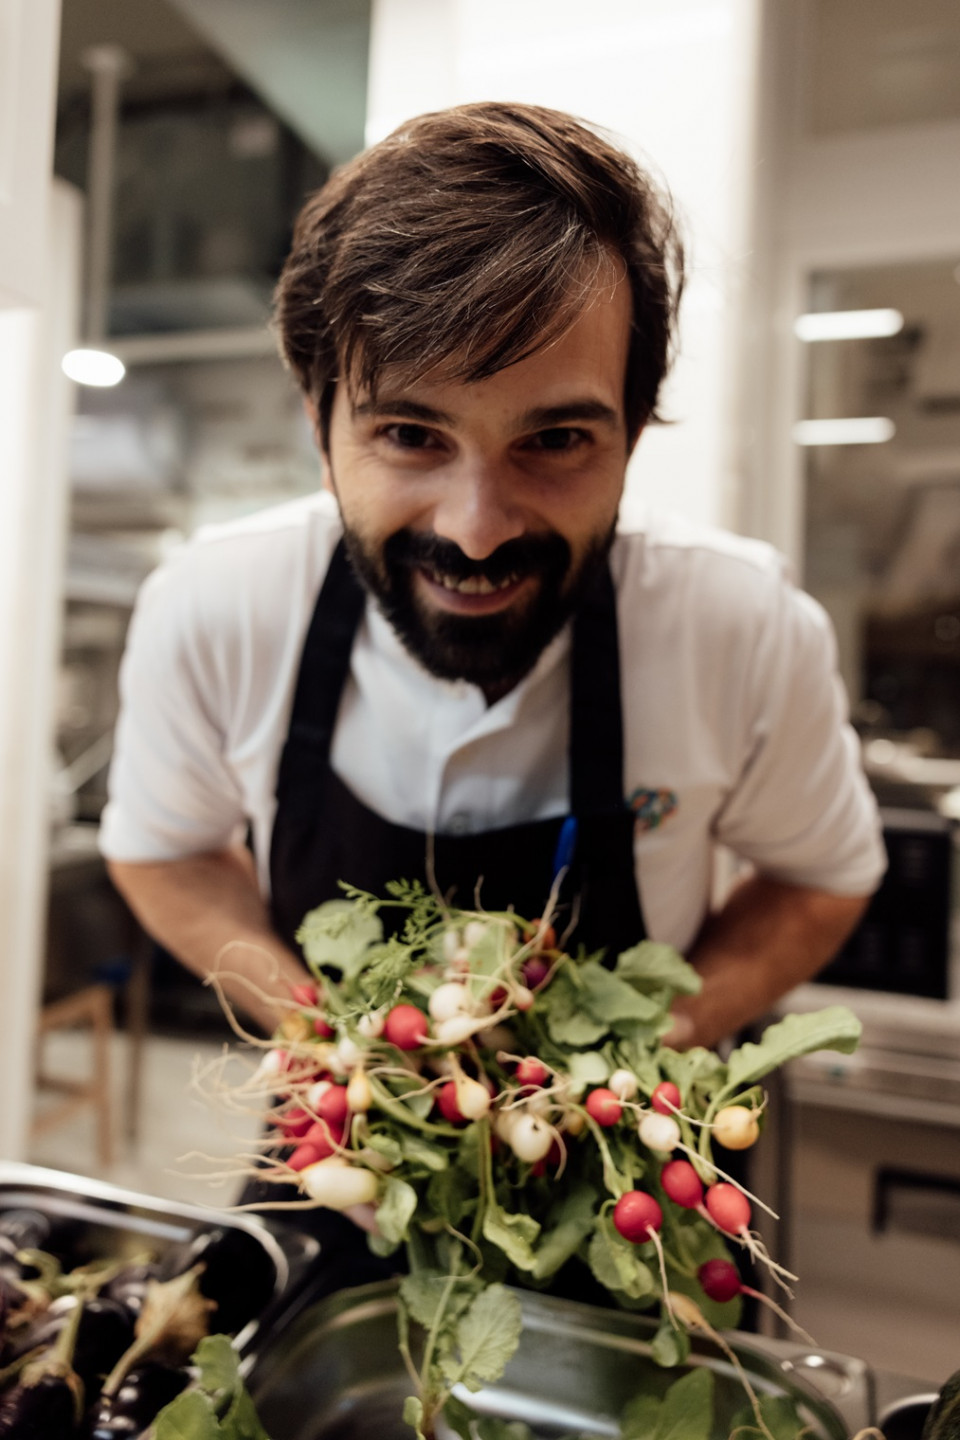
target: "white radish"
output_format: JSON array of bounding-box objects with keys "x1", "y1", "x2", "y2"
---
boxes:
[
  {"x1": 433, "y1": 1014, "x2": 483, "y2": 1047},
  {"x1": 253, "y1": 1048, "x2": 287, "y2": 1083},
  {"x1": 512, "y1": 986, "x2": 535, "y2": 1012},
  {"x1": 609, "y1": 1068, "x2": 639, "y2": 1101},
  {"x1": 357, "y1": 1011, "x2": 385, "y2": 1040},
  {"x1": 299, "y1": 1157, "x2": 379, "y2": 1208},
  {"x1": 336, "y1": 1035, "x2": 363, "y2": 1071},
  {"x1": 346, "y1": 1068, "x2": 373, "y2": 1113},
  {"x1": 562, "y1": 1109, "x2": 586, "y2": 1137},
  {"x1": 454, "y1": 1073, "x2": 491, "y2": 1120},
  {"x1": 442, "y1": 929, "x2": 462, "y2": 963},
  {"x1": 463, "y1": 920, "x2": 489, "y2": 949},
  {"x1": 429, "y1": 982, "x2": 474, "y2": 1023},
  {"x1": 494, "y1": 1107, "x2": 520, "y2": 1145},
  {"x1": 509, "y1": 1112, "x2": 553, "y2": 1164},
  {"x1": 638, "y1": 1112, "x2": 681, "y2": 1153}
]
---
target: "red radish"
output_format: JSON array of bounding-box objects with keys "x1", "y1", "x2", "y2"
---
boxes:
[
  {"x1": 303, "y1": 1120, "x2": 343, "y2": 1159},
  {"x1": 522, "y1": 957, "x2": 550, "y2": 989},
  {"x1": 314, "y1": 1085, "x2": 350, "y2": 1128},
  {"x1": 277, "y1": 1107, "x2": 313, "y2": 1141},
  {"x1": 698, "y1": 1258, "x2": 742, "y2": 1303},
  {"x1": 313, "y1": 1016, "x2": 335, "y2": 1039},
  {"x1": 651, "y1": 1081, "x2": 681, "y2": 1115},
  {"x1": 290, "y1": 981, "x2": 318, "y2": 1007},
  {"x1": 585, "y1": 1088, "x2": 622, "y2": 1127},
  {"x1": 437, "y1": 1081, "x2": 466, "y2": 1123},
  {"x1": 515, "y1": 1057, "x2": 550, "y2": 1088},
  {"x1": 384, "y1": 1004, "x2": 428, "y2": 1050},
  {"x1": 613, "y1": 1190, "x2": 663, "y2": 1242},
  {"x1": 704, "y1": 1183, "x2": 752, "y2": 1235},
  {"x1": 287, "y1": 1142, "x2": 324, "y2": 1172},
  {"x1": 660, "y1": 1159, "x2": 704, "y2": 1209}
]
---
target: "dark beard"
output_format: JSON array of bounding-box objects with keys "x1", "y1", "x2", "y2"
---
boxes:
[{"x1": 341, "y1": 524, "x2": 615, "y2": 693}]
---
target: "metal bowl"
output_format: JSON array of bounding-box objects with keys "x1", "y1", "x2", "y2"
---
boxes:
[
  {"x1": 250, "y1": 1281, "x2": 875, "y2": 1438},
  {"x1": 0, "y1": 1160, "x2": 318, "y2": 1356}
]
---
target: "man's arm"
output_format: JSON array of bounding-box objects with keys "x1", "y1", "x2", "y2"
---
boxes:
[
  {"x1": 108, "y1": 847, "x2": 314, "y2": 1036},
  {"x1": 663, "y1": 875, "x2": 870, "y2": 1051}
]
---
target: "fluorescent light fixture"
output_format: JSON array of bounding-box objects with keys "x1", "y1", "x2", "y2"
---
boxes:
[
  {"x1": 794, "y1": 308, "x2": 904, "y2": 342},
  {"x1": 793, "y1": 417, "x2": 895, "y2": 446},
  {"x1": 61, "y1": 348, "x2": 126, "y2": 387}
]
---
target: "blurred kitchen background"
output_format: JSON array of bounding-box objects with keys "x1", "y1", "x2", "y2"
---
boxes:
[{"x1": 3, "y1": 0, "x2": 960, "y2": 1391}]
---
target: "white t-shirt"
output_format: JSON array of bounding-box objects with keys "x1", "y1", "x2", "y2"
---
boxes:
[{"x1": 100, "y1": 491, "x2": 886, "y2": 955}]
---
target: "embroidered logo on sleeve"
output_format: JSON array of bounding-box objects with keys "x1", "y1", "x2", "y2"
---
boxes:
[{"x1": 628, "y1": 786, "x2": 679, "y2": 833}]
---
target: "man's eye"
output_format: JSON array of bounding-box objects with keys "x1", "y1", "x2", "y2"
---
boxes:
[
  {"x1": 531, "y1": 427, "x2": 585, "y2": 452},
  {"x1": 385, "y1": 423, "x2": 433, "y2": 448}
]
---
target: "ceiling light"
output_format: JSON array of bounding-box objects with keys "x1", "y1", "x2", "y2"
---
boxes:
[
  {"x1": 792, "y1": 417, "x2": 895, "y2": 446},
  {"x1": 794, "y1": 308, "x2": 904, "y2": 342},
  {"x1": 62, "y1": 348, "x2": 126, "y2": 388}
]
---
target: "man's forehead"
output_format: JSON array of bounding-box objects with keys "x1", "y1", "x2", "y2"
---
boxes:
[{"x1": 345, "y1": 265, "x2": 632, "y2": 421}]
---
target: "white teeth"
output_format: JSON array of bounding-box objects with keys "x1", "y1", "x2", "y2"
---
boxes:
[{"x1": 427, "y1": 569, "x2": 518, "y2": 595}]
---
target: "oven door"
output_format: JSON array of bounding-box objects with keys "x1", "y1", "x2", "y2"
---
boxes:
[{"x1": 781, "y1": 1042, "x2": 960, "y2": 1387}]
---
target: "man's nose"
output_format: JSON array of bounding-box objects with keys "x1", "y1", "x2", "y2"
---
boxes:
[{"x1": 429, "y1": 464, "x2": 526, "y2": 561}]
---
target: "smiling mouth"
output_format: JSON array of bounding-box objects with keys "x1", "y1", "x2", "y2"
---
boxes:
[{"x1": 421, "y1": 566, "x2": 521, "y2": 596}]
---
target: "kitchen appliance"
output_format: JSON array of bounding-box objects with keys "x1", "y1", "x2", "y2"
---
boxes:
[
  {"x1": 775, "y1": 990, "x2": 960, "y2": 1385},
  {"x1": 249, "y1": 1280, "x2": 876, "y2": 1439},
  {"x1": 819, "y1": 807, "x2": 954, "y2": 999}
]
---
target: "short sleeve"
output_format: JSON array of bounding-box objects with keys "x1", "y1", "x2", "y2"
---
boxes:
[
  {"x1": 99, "y1": 553, "x2": 247, "y2": 862},
  {"x1": 713, "y1": 579, "x2": 886, "y2": 896}
]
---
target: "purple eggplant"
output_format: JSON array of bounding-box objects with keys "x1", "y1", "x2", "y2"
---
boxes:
[{"x1": 85, "y1": 1362, "x2": 189, "y2": 1438}]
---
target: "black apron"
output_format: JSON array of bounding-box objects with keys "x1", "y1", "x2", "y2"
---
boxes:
[{"x1": 248, "y1": 539, "x2": 648, "y2": 1300}]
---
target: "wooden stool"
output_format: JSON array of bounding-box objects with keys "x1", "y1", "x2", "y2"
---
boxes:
[{"x1": 33, "y1": 984, "x2": 113, "y2": 1166}]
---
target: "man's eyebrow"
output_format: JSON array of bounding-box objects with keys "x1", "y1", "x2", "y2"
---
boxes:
[
  {"x1": 351, "y1": 397, "x2": 455, "y2": 425},
  {"x1": 518, "y1": 400, "x2": 621, "y2": 431}
]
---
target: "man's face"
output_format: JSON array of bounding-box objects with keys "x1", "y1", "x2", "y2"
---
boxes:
[{"x1": 324, "y1": 277, "x2": 635, "y2": 696}]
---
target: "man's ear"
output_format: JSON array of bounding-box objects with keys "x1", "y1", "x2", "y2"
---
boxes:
[{"x1": 303, "y1": 396, "x2": 334, "y2": 493}]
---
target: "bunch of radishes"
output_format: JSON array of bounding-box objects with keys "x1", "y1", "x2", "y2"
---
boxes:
[{"x1": 225, "y1": 895, "x2": 796, "y2": 1334}]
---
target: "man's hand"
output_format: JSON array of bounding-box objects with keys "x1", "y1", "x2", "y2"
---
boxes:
[
  {"x1": 662, "y1": 874, "x2": 871, "y2": 1051},
  {"x1": 107, "y1": 846, "x2": 314, "y2": 1035}
]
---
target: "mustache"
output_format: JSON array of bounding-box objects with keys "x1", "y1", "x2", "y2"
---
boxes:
[{"x1": 383, "y1": 530, "x2": 571, "y2": 587}]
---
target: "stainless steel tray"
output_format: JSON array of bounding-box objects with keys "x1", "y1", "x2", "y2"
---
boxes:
[
  {"x1": 0, "y1": 1160, "x2": 319, "y2": 1357},
  {"x1": 249, "y1": 1280, "x2": 875, "y2": 1438}
]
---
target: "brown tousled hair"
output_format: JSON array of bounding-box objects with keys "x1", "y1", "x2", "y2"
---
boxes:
[{"x1": 274, "y1": 101, "x2": 684, "y2": 446}]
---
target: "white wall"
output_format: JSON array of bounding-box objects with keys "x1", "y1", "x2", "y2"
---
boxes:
[
  {"x1": 367, "y1": 0, "x2": 765, "y2": 531},
  {"x1": 0, "y1": 0, "x2": 72, "y2": 1160}
]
